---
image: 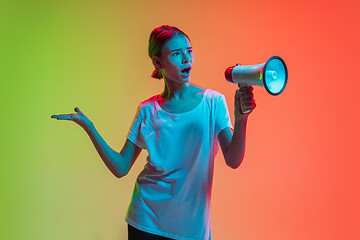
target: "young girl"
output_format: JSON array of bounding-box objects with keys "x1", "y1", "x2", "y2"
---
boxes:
[{"x1": 51, "y1": 25, "x2": 256, "y2": 240}]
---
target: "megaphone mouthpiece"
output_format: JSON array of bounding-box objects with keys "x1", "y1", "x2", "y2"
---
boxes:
[{"x1": 225, "y1": 65, "x2": 237, "y2": 83}]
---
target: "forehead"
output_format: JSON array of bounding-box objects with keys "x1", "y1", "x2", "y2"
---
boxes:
[{"x1": 162, "y1": 35, "x2": 192, "y2": 53}]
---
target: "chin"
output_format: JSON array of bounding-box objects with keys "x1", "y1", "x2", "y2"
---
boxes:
[
  {"x1": 174, "y1": 76, "x2": 190, "y2": 83},
  {"x1": 181, "y1": 75, "x2": 191, "y2": 81},
  {"x1": 166, "y1": 75, "x2": 190, "y2": 84}
]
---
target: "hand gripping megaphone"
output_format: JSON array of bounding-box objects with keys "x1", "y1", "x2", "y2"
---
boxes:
[{"x1": 225, "y1": 56, "x2": 288, "y2": 96}]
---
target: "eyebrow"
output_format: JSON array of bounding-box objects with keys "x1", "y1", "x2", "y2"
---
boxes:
[{"x1": 170, "y1": 47, "x2": 192, "y2": 53}]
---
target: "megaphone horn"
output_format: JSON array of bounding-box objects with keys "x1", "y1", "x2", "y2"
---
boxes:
[{"x1": 225, "y1": 56, "x2": 288, "y2": 96}]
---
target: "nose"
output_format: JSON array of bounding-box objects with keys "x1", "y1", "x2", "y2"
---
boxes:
[{"x1": 182, "y1": 52, "x2": 191, "y2": 63}]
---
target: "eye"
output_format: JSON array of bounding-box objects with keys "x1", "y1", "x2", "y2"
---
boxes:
[
  {"x1": 172, "y1": 52, "x2": 180, "y2": 56},
  {"x1": 187, "y1": 49, "x2": 192, "y2": 54}
]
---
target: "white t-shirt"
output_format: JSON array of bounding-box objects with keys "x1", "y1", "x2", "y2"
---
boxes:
[{"x1": 125, "y1": 89, "x2": 233, "y2": 240}]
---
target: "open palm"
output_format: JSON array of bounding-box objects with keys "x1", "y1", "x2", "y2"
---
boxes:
[{"x1": 51, "y1": 107, "x2": 93, "y2": 129}]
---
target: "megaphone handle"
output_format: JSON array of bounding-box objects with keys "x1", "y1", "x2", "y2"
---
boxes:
[{"x1": 238, "y1": 83, "x2": 252, "y2": 114}]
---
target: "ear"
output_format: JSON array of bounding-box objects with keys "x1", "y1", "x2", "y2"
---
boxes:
[{"x1": 152, "y1": 56, "x2": 163, "y2": 70}]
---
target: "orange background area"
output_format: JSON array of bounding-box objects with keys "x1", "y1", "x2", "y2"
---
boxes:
[{"x1": 1, "y1": 0, "x2": 359, "y2": 239}]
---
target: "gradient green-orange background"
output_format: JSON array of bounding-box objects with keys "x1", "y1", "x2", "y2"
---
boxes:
[{"x1": 1, "y1": 0, "x2": 359, "y2": 239}]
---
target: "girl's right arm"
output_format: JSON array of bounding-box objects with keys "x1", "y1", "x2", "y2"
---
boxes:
[
  {"x1": 52, "y1": 107, "x2": 142, "y2": 178},
  {"x1": 84, "y1": 124, "x2": 142, "y2": 178}
]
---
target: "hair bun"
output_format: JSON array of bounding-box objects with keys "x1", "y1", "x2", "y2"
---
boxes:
[{"x1": 151, "y1": 69, "x2": 163, "y2": 79}]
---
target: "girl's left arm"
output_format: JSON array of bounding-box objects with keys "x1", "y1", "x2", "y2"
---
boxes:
[{"x1": 218, "y1": 84, "x2": 256, "y2": 169}]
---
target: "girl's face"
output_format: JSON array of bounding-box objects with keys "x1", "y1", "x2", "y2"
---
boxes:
[{"x1": 156, "y1": 35, "x2": 193, "y2": 84}]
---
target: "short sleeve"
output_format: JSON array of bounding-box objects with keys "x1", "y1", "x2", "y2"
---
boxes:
[
  {"x1": 215, "y1": 94, "x2": 233, "y2": 137},
  {"x1": 126, "y1": 104, "x2": 147, "y2": 149}
]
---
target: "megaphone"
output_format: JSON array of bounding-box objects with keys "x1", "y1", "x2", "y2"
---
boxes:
[{"x1": 225, "y1": 56, "x2": 288, "y2": 96}]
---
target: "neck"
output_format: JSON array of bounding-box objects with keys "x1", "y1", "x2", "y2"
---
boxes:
[{"x1": 161, "y1": 79, "x2": 192, "y2": 100}]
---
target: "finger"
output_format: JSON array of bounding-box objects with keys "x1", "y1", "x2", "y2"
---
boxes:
[
  {"x1": 241, "y1": 98, "x2": 255, "y2": 104},
  {"x1": 75, "y1": 107, "x2": 87, "y2": 118},
  {"x1": 241, "y1": 93, "x2": 253, "y2": 99},
  {"x1": 235, "y1": 90, "x2": 242, "y2": 99},
  {"x1": 238, "y1": 83, "x2": 251, "y2": 88},
  {"x1": 235, "y1": 89, "x2": 248, "y2": 97},
  {"x1": 242, "y1": 105, "x2": 255, "y2": 113},
  {"x1": 53, "y1": 115, "x2": 73, "y2": 120},
  {"x1": 243, "y1": 102, "x2": 256, "y2": 108},
  {"x1": 244, "y1": 97, "x2": 255, "y2": 103},
  {"x1": 236, "y1": 89, "x2": 253, "y2": 96},
  {"x1": 238, "y1": 85, "x2": 253, "y2": 92},
  {"x1": 241, "y1": 99, "x2": 256, "y2": 106},
  {"x1": 236, "y1": 94, "x2": 254, "y2": 102},
  {"x1": 240, "y1": 88, "x2": 253, "y2": 94},
  {"x1": 51, "y1": 114, "x2": 63, "y2": 119},
  {"x1": 51, "y1": 114, "x2": 76, "y2": 120},
  {"x1": 241, "y1": 103, "x2": 254, "y2": 109}
]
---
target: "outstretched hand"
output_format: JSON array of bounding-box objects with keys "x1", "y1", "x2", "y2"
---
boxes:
[
  {"x1": 51, "y1": 107, "x2": 94, "y2": 130},
  {"x1": 235, "y1": 83, "x2": 256, "y2": 119}
]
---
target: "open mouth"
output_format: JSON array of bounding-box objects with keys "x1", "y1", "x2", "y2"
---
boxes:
[{"x1": 181, "y1": 67, "x2": 191, "y2": 74}]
